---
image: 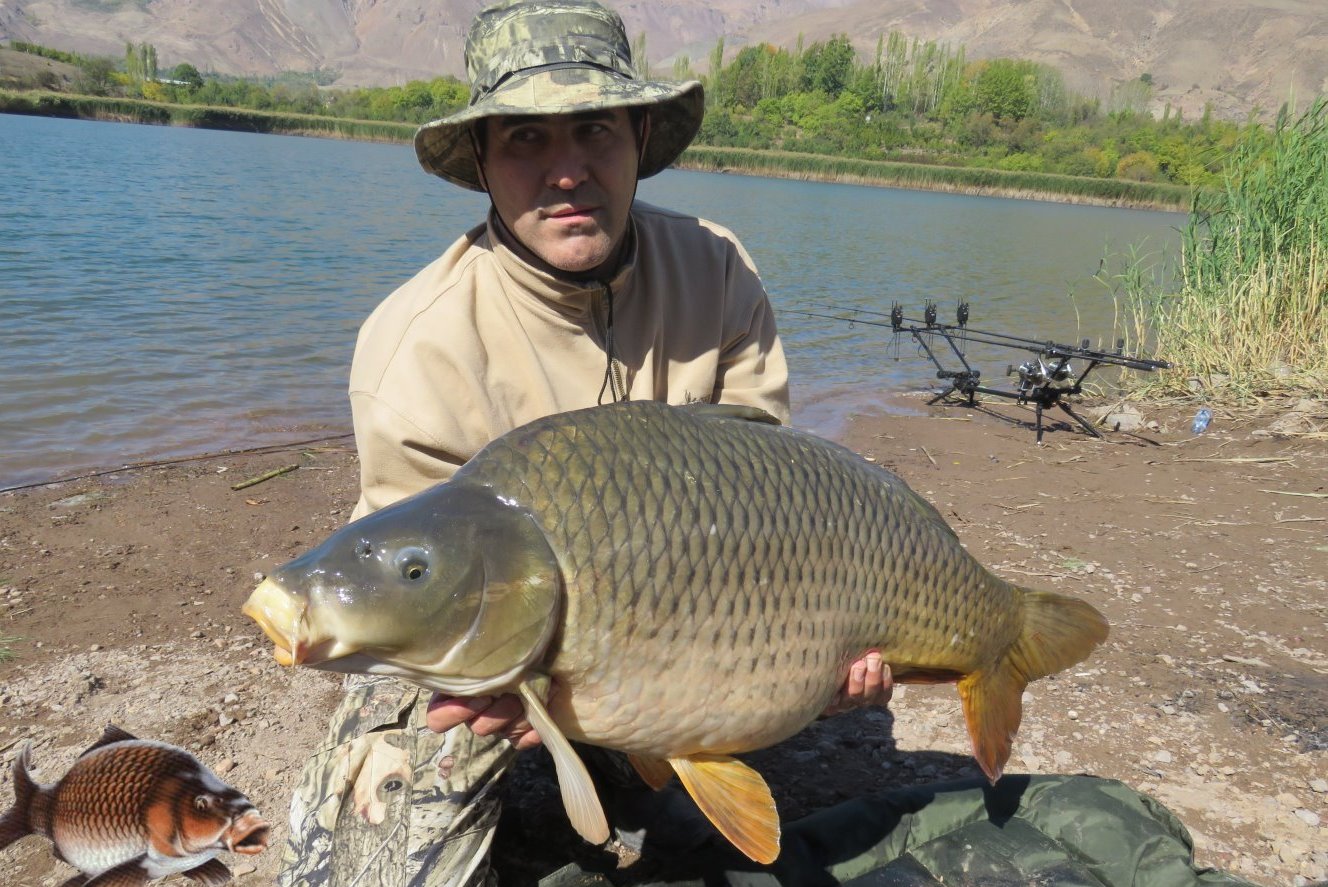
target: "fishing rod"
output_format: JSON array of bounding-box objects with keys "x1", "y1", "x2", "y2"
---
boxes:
[{"x1": 786, "y1": 301, "x2": 1171, "y2": 443}]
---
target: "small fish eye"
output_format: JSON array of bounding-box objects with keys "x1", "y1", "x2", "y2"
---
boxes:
[{"x1": 394, "y1": 547, "x2": 430, "y2": 582}]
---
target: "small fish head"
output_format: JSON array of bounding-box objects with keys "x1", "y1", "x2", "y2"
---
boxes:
[
  {"x1": 176, "y1": 785, "x2": 269, "y2": 856},
  {"x1": 244, "y1": 482, "x2": 563, "y2": 692}
]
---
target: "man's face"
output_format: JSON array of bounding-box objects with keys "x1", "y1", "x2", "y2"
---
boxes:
[{"x1": 480, "y1": 108, "x2": 642, "y2": 277}]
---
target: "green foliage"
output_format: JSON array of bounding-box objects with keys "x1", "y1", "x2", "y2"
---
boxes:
[
  {"x1": 0, "y1": 635, "x2": 18, "y2": 663},
  {"x1": 10, "y1": 41, "x2": 86, "y2": 65}
]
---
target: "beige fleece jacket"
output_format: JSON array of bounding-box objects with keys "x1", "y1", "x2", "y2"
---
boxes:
[{"x1": 348, "y1": 200, "x2": 789, "y2": 518}]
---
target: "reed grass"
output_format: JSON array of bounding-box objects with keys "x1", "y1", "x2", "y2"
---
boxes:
[
  {"x1": 0, "y1": 90, "x2": 415, "y2": 142},
  {"x1": 0, "y1": 634, "x2": 19, "y2": 662},
  {"x1": 680, "y1": 145, "x2": 1190, "y2": 210},
  {"x1": 1117, "y1": 98, "x2": 1328, "y2": 401}
]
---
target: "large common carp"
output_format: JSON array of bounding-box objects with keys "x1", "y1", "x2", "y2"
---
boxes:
[{"x1": 244, "y1": 402, "x2": 1107, "y2": 863}]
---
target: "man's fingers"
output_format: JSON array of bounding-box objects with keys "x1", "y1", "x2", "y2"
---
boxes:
[
  {"x1": 845, "y1": 658, "x2": 867, "y2": 698},
  {"x1": 468, "y1": 694, "x2": 528, "y2": 736},
  {"x1": 426, "y1": 694, "x2": 493, "y2": 734}
]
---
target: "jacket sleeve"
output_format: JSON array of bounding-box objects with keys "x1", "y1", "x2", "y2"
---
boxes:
[
  {"x1": 348, "y1": 393, "x2": 465, "y2": 521},
  {"x1": 713, "y1": 239, "x2": 791, "y2": 425}
]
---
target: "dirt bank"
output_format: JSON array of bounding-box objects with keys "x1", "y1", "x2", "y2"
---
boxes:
[{"x1": 1, "y1": 396, "x2": 1325, "y2": 886}]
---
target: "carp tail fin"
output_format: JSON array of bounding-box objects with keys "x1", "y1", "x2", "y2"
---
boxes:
[
  {"x1": 669, "y1": 754, "x2": 780, "y2": 864},
  {"x1": 0, "y1": 742, "x2": 38, "y2": 850},
  {"x1": 959, "y1": 589, "x2": 1109, "y2": 783},
  {"x1": 516, "y1": 681, "x2": 609, "y2": 848}
]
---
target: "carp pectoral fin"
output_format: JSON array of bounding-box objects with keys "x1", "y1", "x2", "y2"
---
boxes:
[
  {"x1": 669, "y1": 754, "x2": 780, "y2": 864},
  {"x1": 628, "y1": 754, "x2": 674, "y2": 790},
  {"x1": 81, "y1": 856, "x2": 152, "y2": 886},
  {"x1": 517, "y1": 680, "x2": 609, "y2": 847},
  {"x1": 183, "y1": 858, "x2": 232, "y2": 887}
]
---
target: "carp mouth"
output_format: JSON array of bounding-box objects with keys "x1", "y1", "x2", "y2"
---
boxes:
[
  {"x1": 226, "y1": 811, "x2": 271, "y2": 855},
  {"x1": 242, "y1": 578, "x2": 361, "y2": 667}
]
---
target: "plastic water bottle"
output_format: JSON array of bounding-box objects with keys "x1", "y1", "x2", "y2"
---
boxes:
[{"x1": 1191, "y1": 408, "x2": 1212, "y2": 434}]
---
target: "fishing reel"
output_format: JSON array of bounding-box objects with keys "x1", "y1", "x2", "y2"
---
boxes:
[{"x1": 1009, "y1": 356, "x2": 1074, "y2": 397}]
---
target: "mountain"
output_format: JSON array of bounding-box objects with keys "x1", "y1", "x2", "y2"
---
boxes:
[{"x1": 1, "y1": 0, "x2": 1323, "y2": 120}]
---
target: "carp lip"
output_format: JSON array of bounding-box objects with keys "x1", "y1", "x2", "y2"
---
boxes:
[
  {"x1": 242, "y1": 579, "x2": 306, "y2": 665},
  {"x1": 226, "y1": 811, "x2": 271, "y2": 855}
]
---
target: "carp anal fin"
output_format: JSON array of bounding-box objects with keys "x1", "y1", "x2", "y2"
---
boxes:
[
  {"x1": 959, "y1": 589, "x2": 1109, "y2": 782},
  {"x1": 184, "y1": 857, "x2": 232, "y2": 886},
  {"x1": 80, "y1": 856, "x2": 153, "y2": 886},
  {"x1": 669, "y1": 754, "x2": 780, "y2": 864},
  {"x1": 516, "y1": 680, "x2": 609, "y2": 847},
  {"x1": 0, "y1": 742, "x2": 38, "y2": 851},
  {"x1": 628, "y1": 754, "x2": 674, "y2": 790},
  {"x1": 84, "y1": 724, "x2": 138, "y2": 755},
  {"x1": 679, "y1": 403, "x2": 782, "y2": 426}
]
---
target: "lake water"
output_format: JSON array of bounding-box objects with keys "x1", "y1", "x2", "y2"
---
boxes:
[{"x1": 0, "y1": 114, "x2": 1183, "y2": 489}]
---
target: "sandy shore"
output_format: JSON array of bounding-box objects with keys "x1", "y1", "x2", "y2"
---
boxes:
[{"x1": 1, "y1": 395, "x2": 1325, "y2": 886}]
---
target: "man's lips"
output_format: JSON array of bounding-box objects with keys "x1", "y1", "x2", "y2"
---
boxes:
[{"x1": 545, "y1": 205, "x2": 598, "y2": 221}]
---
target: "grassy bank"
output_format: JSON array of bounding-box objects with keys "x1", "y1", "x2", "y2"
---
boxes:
[
  {"x1": 679, "y1": 145, "x2": 1191, "y2": 210},
  {"x1": 0, "y1": 89, "x2": 415, "y2": 141},
  {"x1": 3, "y1": 88, "x2": 1190, "y2": 208},
  {"x1": 1119, "y1": 98, "x2": 1328, "y2": 401}
]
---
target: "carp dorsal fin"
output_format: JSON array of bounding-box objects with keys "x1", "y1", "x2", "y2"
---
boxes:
[
  {"x1": 669, "y1": 754, "x2": 780, "y2": 864},
  {"x1": 83, "y1": 724, "x2": 138, "y2": 755},
  {"x1": 679, "y1": 403, "x2": 782, "y2": 426},
  {"x1": 516, "y1": 680, "x2": 609, "y2": 848},
  {"x1": 628, "y1": 754, "x2": 674, "y2": 790}
]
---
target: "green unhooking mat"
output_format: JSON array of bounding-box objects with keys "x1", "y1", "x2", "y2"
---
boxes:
[{"x1": 542, "y1": 775, "x2": 1260, "y2": 887}]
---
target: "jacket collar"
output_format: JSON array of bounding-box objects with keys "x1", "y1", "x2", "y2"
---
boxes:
[{"x1": 486, "y1": 209, "x2": 637, "y2": 315}]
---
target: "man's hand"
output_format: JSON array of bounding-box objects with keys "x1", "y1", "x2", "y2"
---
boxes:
[
  {"x1": 426, "y1": 651, "x2": 893, "y2": 746},
  {"x1": 426, "y1": 693, "x2": 544, "y2": 749},
  {"x1": 822, "y1": 650, "x2": 893, "y2": 717}
]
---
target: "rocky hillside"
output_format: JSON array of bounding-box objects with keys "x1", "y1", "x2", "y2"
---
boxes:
[{"x1": 1, "y1": 0, "x2": 1323, "y2": 119}]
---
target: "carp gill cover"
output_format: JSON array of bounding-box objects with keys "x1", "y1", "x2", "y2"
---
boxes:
[{"x1": 244, "y1": 401, "x2": 1109, "y2": 863}]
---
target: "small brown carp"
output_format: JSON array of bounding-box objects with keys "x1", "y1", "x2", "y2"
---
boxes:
[
  {"x1": 0, "y1": 725, "x2": 269, "y2": 886},
  {"x1": 244, "y1": 401, "x2": 1108, "y2": 864}
]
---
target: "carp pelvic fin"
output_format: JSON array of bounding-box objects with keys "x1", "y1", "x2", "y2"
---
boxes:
[
  {"x1": 516, "y1": 680, "x2": 609, "y2": 847},
  {"x1": 628, "y1": 754, "x2": 674, "y2": 790},
  {"x1": 669, "y1": 754, "x2": 780, "y2": 864},
  {"x1": 183, "y1": 857, "x2": 232, "y2": 886},
  {"x1": 959, "y1": 589, "x2": 1110, "y2": 782}
]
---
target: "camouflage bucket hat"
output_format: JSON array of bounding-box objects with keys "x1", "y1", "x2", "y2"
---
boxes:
[{"x1": 414, "y1": 0, "x2": 705, "y2": 191}]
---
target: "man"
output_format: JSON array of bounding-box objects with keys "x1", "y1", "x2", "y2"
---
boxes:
[{"x1": 279, "y1": 2, "x2": 890, "y2": 885}]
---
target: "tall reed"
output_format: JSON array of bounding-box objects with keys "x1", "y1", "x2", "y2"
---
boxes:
[{"x1": 1121, "y1": 97, "x2": 1328, "y2": 400}]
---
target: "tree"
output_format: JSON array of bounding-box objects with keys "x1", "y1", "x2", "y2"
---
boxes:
[
  {"x1": 974, "y1": 59, "x2": 1035, "y2": 121},
  {"x1": 170, "y1": 63, "x2": 204, "y2": 90}
]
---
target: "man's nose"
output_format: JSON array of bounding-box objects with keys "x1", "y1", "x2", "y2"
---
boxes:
[{"x1": 547, "y1": 140, "x2": 591, "y2": 190}]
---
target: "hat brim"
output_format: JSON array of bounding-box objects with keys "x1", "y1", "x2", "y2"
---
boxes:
[{"x1": 414, "y1": 67, "x2": 704, "y2": 191}]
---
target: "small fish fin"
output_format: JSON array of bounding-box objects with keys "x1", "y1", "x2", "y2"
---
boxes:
[
  {"x1": 83, "y1": 724, "x2": 138, "y2": 755},
  {"x1": 958, "y1": 589, "x2": 1109, "y2": 782},
  {"x1": 184, "y1": 857, "x2": 233, "y2": 886},
  {"x1": 627, "y1": 754, "x2": 674, "y2": 790},
  {"x1": 516, "y1": 680, "x2": 609, "y2": 847},
  {"x1": 680, "y1": 403, "x2": 782, "y2": 426},
  {"x1": 82, "y1": 856, "x2": 152, "y2": 887},
  {"x1": 669, "y1": 754, "x2": 780, "y2": 864},
  {"x1": 0, "y1": 742, "x2": 37, "y2": 850}
]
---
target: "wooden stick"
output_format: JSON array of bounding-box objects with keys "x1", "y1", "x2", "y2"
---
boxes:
[
  {"x1": 920, "y1": 446, "x2": 938, "y2": 468},
  {"x1": 1260, "y1": 489, "x2": 1328, "y2": 498},
  {"x1": 230, "y1": 464, "x2": 299, "y2": 491}
]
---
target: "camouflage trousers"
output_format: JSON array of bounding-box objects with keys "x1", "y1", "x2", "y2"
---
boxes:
[{"x1": 279, "y1": 674, "x2": 515, "y2": 887}]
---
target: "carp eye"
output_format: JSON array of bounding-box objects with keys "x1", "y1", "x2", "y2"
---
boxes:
[
  {"x1": 194, "y1": 794, "x2": 217, "y2": 812},
  {"x1": 394, "y1": 547, "x2": 430, "y2": 582}
]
